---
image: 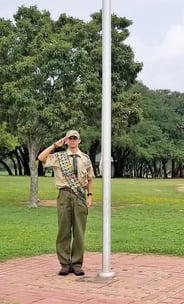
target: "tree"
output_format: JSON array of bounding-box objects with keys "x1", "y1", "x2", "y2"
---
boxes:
[
  {"x1": 123, "y1": 83, "x2": 184, "y2": 178},
  {"x1": 0, "y1": 7, "x2": 143, "y2": 205},
  {"x1": 1, "y1": 7, "x2": 89, "y2": 206}
]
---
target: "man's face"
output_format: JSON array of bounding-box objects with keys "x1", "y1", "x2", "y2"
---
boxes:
[{"x1": 66, "y1": 136, "x2": 80, "y2": 148}]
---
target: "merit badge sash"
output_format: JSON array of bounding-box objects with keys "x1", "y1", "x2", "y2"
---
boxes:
[{"x1": 56, "y1": 151, "x2": 86, "y2": 202}]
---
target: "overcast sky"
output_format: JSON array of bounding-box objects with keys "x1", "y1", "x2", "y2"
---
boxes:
[{"x1": 1, "y1": 0, "x2": 184, "y2": 93}]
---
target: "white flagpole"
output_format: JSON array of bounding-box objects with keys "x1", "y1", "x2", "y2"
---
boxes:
[{"x1": 98, "y1": 0, "x2": 115, "y2": 278}]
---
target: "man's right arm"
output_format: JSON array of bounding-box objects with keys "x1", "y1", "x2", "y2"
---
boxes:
[
  {"x1": 38, "y1": 144, "x2": 56, "y2": 162},
  {"x1": 38, "y1": 137, "x2": 67, "y2": 162}
]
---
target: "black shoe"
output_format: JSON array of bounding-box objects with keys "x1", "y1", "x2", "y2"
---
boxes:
[
  {"x1": 73, "y1": 265, "x2": 85, "y2": 276},
  {"x1": 58, "y1": 265, "x2": 70, "y2": 275}
]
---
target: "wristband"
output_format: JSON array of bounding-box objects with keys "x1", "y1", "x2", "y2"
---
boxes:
[
  {"x1": 53, "y1": 142, "x2": 57, "y2": 149},
  {"x1": 87, "y1": 193, "x2": 92, "y2": 197}
]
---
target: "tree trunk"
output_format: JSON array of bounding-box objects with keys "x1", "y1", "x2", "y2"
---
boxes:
[
  {"x1": 18, "y1": 146, "x2": 30, "y2": 175},
  {"x1": 162, "y1": 160, "x2": 168, "y2": 178},
  {"x1": 27, "y1": 138, "x2": 40, "y2": 207},
  {"x1": 179, "y1": 162, "x2": 184, "y2": 178},
  {"x1": 113, "y1": 149, "x2": 122, "y2": 177},
  {"x1": 10, "y1": 155, "x2": 17, "y2": 175},
  {"x1": 14, "y1": 149, "x2": 23, "y2": 175},
  {"x1": 172, "y1": 160, "x2": 180, "y2": 178},
  {"x1": 171, "y1": 160, "x2": 175, "y2": 178},
  {"x1": 144, "y1": 159, "x2": 153, "y2": 178},
  {"x1": 0, "y1": 159, "x2": 13, "y2": 175}
]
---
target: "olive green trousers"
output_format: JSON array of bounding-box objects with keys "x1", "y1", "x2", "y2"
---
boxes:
[{"x1": 56, "y1": 189, "x2": 88, "y2": 266}]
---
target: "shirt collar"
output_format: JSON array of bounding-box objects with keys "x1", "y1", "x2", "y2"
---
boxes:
[{"x1": 67, "y1": 149, "x2": 82, "y2": 157}]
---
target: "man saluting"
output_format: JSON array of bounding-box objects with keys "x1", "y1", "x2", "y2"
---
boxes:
[{"x1": 38, "y1": 130, "x2": 94, "y2": 276}]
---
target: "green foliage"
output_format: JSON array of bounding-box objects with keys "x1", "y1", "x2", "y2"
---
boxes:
[
  {"x1": 1, "y1": 7, "x2": 88, "y2": 147},
  {"x1": 0, "y1": 122, "x2": 18, "y2": 153},
  {"x1": 120, "y1": 82, "x2": 184, "y2": 177},
  {"x1": 130, "y1": 121, "x2": 174, "y2": 160},
  {"x1": 0, "y1": 6, "x2": 142, "y2": 151},
  {"x1": 112, "y1": 92, "x2": 142, "y2": 138},
  {"x1": 2, "y1": 6, "x2": 183, "y2": 180}
]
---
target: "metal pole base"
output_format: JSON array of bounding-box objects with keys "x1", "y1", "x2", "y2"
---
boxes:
[{"x1": 98, "y1": 271, "x2": 115, "y2": 279}]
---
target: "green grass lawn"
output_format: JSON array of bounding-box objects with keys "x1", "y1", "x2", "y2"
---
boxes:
[{"x1": 0, "y1": 176, "x2": 184, "y2": 261}]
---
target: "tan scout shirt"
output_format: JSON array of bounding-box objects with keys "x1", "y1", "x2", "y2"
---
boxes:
[{"x1": 44, "y1": 149, "x2": 94, "y2": 189}]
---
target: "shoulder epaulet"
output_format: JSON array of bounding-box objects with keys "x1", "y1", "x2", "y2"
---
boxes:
[{"x1": 81, "y1": 152, "x2": 90, "y2": 159}]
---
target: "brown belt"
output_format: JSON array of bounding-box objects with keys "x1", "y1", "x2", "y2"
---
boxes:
[
  {"x1": 60, "y1": 187, "x2": 74, "y2": 194},
  {"x1": 60, "y1": 186, "x2": 86, "y2": 195}
]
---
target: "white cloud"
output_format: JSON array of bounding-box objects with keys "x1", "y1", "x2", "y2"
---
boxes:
[
  {"x1": 156, "y1": 24, "x2": 184, "y2": 61},
  {"x1": 128, "y1": 22, "x2": 184, "y2": 92},
  {"x1": 1, "y1": 0, "x2": 184, "y2": 92}
]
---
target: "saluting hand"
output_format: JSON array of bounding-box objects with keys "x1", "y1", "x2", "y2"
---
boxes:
[{"x1": 54, "y1": 137, "x2": 67, "y2": 148}]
